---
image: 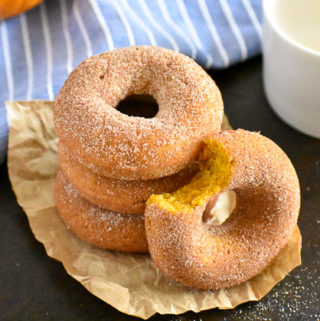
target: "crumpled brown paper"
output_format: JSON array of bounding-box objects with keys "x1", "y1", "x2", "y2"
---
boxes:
[{"x1": 6, "y1": 100, "x2": 301, "y2": 319}]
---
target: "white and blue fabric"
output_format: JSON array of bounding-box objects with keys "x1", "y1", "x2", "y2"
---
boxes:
[{"x1": 0, "y1": 0, "x2": 262, "y2": 162}]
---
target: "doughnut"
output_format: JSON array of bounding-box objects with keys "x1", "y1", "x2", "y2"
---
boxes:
[
  {"x1": 145, "y1": 129, "x2": 300, "y2": 290},
  {"x1": 58, "y1": 142, "x2": 198, "y2": 214},
  {"x1": 54, "y1": 46, "x2": 223, "y2": 180},
  {"x1": 54, "y1": 171, "x2": 148, "y2": 253}
]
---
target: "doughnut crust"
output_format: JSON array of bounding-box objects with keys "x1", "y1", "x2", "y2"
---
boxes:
[
  {"x1": 58, "y1": 142, "x2": 198, "y2": 214},
  {"x1": 54, "y1": 46, "x2": 223, "y2": 180},
  {"x1": 54, "y1": 171, "x2": 148, "y2": 253},
  {"x1": 145, "y1": 130, "x2": 300, "y2": 290}
]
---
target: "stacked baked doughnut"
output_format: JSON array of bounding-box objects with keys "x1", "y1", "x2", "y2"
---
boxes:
[{"x1": 54, "y1": 46, "x2": 300, "y2": 290}]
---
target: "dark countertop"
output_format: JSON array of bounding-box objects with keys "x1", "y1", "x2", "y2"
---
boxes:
[{"x1": 1, "y1": 56, "x2": 320, "y2": 321}]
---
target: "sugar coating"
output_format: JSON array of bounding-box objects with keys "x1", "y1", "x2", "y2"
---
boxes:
[
  {"x1": 54, "y1": 46, "x2": 223, "y2": 180},
  {"x1": 54, "y1": 171, "x2": 148, "y2": 253},
  {"x1": 145, "y1": 130, "x2": 301, "y2": 290},
  {"x1": 58, "y1": 141, "x2": 198, "y2": 214}
]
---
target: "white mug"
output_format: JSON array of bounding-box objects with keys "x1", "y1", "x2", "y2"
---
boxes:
[{"x1": 263, "y1": 0, "x2": 320, "y2": 138}]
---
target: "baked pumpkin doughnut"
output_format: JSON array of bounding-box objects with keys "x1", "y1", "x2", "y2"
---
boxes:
[
  {"x1": 58, "y1": 142, "x2": 197, "y2": 214},
  {"x1": 54, "y1": 171, "x2": 148, "y2": 253},
  {"x1": 145, "y1": 130, "x2": 300, "y2": 290},
  {"x1": 54, "y1": 46, "x2": 223, "y2": 180}
]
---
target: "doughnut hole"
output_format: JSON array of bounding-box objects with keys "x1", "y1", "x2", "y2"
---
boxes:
[
  {"x1": 116, "y1": 94, "x2": 159, "y2": 118},
  {"x1": 203, "y1": 190, "x2": 237, "y2": 226}
]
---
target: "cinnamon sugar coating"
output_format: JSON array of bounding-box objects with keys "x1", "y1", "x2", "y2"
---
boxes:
[
  {"x1": 145, "y1": 130, "x2": 300, "y2": 290},
  {"x1": 54, "y1": 171, "x2": 148, "y2": 253},
  {"x1": 58, "y1": 142, "x2": 198, "y2": 214},
  {"x1": 54, "y1": 46, "x2": 223, "y2": 180}
]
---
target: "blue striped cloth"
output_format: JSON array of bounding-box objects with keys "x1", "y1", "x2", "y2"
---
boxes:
[{"x1": 0, "y1": 0, "x2": 262, "y2": 163}]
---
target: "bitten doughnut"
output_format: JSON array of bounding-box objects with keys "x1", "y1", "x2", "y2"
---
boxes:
[
  {"x1": 54, "y1": 46, "x2": 223, "y2": 180},
  {"x1": 58, "y1": 142, "x2": 197, "y2": 214},
  {"x1": 54, "y1": 171, "x2": 148, "y2": 253},
  {"x1": 145, "y1": 130, "x2": 300, "y2": 290}
]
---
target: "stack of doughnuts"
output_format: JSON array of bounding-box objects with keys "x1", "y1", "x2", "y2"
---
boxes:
[
  {"x1": 54, "y1": 46, "x2": 300, "y2": 290},
  {"x1": 54, "y1": 46, "x2": 224, "y2": 253}
]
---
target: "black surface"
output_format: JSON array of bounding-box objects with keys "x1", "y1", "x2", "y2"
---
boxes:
[{"x1": 1, "y1": 57, "x2": 320, "y2": 321}]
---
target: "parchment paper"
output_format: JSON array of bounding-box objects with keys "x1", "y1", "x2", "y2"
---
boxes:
[{"x1": 6, "y1": 101, "x2": 302, "y2": 319}]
